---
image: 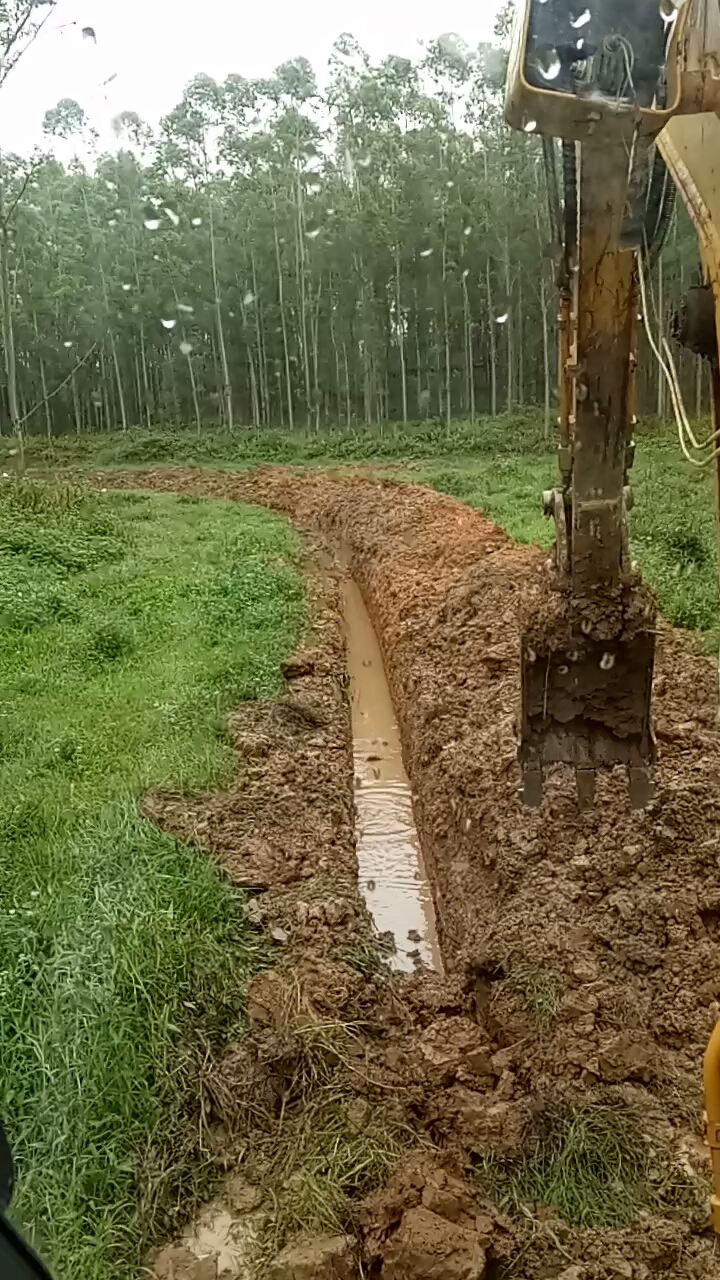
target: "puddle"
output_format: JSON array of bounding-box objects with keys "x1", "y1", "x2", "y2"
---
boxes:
[{"x1": 342, "y1": 576, "x2": 443, "y2": 973}]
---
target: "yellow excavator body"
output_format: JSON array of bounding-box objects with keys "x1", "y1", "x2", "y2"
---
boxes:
[
  {"x1": 506, "y1": 0, "x2": 720, "y2": 1229},
  {"x1": 505, "y1": 0, "x2": 720, "y2": 810}
]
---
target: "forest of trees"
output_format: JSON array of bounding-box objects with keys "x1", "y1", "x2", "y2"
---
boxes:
[{"x1": 0, "y1": 6, "x2": 710, "y2": 439}]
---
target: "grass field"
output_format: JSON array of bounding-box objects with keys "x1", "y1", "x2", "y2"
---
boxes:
[
  {"x1": 5, "y1": 412, "x2": 714, "y2": 638},
  {"x1": 0, "y1": 480, "x2": 304, "y2": 1279}
]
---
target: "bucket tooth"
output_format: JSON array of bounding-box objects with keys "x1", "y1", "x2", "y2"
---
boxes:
[
  {"x1": 576, "y1": 767, "x2": 596, "y2": 811},
  {"x1": 629, "y1": 766, "x2": 654, "y2": 811},
  {"x1": 522, "y1": 767, "x2": 543, "y2": 809}
]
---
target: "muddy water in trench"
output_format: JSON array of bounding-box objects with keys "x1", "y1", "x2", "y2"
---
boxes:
[{"x1": 342, "y1": 576, "x2": 443, "y2": 973}]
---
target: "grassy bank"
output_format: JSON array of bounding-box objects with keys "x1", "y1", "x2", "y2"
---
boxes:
[
  {"x1": 0, "y1": 481, "x2": 304, "y2": 1279},
  {"x1": 4, "y1": 410, "x2": 718, "y2": 633},
  {"x1": 411, "y1": 435, "x2": 719, "y2": 636}
]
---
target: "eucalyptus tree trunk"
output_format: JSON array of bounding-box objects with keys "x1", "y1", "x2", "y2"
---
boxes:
[
  {"x1": 0, "y1": 217, "x2": 19, "y2": 448},
  {"x1": 540, "y1": 273, "x2": 551, "y2": 439},
  {"x1": 395, "y1": 247, "x2": 408, "y2": 424},
  {"x1": 656, "y1": 255, "x2": 665, "y2": 420},
  {"x1": 486, "y1": 261, "x2": 498, "y2": 417},
  {"x1": 33, "y1": 313, "x2": 52, "y2": 441},
  {"x1": 209, "y1": 195, "x2": 233, "y2": 430},
  {"x1": 504, "y1": 236, "x2": 513, "y2": 412},
  {"x1": 461, "y1": 270, "x2": 474, "y2": 423},
  {"x1": 273, "y1": 202, "x2": 294, "y2": 430}
]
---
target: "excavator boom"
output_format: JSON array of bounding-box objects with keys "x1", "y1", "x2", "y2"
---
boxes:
[{"x1": 505, "y1": 0, "x2": 705, "y2": 809}]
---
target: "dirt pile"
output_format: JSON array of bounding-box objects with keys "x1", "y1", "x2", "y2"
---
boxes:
[{"x1": 100, "y1": 467, "x2": 720, "y2": 1277}]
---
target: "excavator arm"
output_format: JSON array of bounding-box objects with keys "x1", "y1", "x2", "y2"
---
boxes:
[{"x1": 505, "y1": 0, "x2": 720, "y2": 810}]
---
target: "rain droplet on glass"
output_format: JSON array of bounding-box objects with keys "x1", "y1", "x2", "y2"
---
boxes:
[
  {"x1": 464, "y1": 226, "x2": 472, "y2": 236},
  {"x1": 535, "y1": 49, "x2": 562, "y2": 81},
  {"x1": 446, "y1": 180, "x2": 455, "y2": 188},
  {"x1": 163, "y1": 207, "x2": 180, "y2": 227},
  {"x1": 105, "y1": 180, "x2": 116, "y2": 191},
  {"x1": 82, "y1": 25, "x2": 97, "y2": 41},
  {"x1": 243, "y1": 291, "x2": 255, "y2": 306},
  {"x1": 63, "y1": 340, "x2": 73, "y2": 348},
  {"x1": 420, "y1": 248, "x2": 434, "y2": 258},
  {"x1": 306, "y1": 227, "x2": 321, "y2": 239},
  {"x1": 161, "y1": 318, "x2": 177, "y2": 330},
  {"x1": 144, "y1": 218, "x2": 161, "y2": 231},
  {"x1": 570, "y1": 9, "x2": 591, "y2": 27},
  {"x1": 523, "y1": 119, "x2": 538, "y2": 132},
  {"x1": 180, "y1": 341, "x2": 194, "y2": 356},
  {"x1": 122, "y1": 283, "x2": 132, "y2": 292},
  {"x1": 108, "y1": 219, "x2": 117, "y2": 227},
  {"x1": 191, "y1": 216, "x2": 202, "y2": 227},
  {"x1": 496, "y1": 312, "x2": 509, "y2": 324},
  {"x1": 463, "y1": 268, "x2": 470, "y2": 278},
  {"x1": 176, "y1": 303, "x2": 194, "y2": 314}
]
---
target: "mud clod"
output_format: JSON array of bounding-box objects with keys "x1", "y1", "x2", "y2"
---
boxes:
[{"x1": 266, "y1": 1234, "x2": 358, "y2": 1280}]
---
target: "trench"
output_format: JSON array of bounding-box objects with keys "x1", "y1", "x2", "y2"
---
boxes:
[{"x1": 341, "y1": 575, "x2": 443, "y2": 974}]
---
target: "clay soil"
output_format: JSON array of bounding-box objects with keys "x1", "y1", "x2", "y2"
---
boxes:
[{"x1": 100, "y1": 466, "x2": 720, "y2": 1279}]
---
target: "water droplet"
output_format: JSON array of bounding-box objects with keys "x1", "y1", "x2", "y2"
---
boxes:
[
  {"x1": 462, "y1": 268, "x2": 470, "y2": 278},
  {"x1": 343, "y1": 148, "x2": 355, "y2": 184},
  {"x1": 131, "y1": 303, "x2": 140, "y2": 313},
  {"x1": 149, "y1": 196, "x2": 163, "y2": 208},
  {"x1": 176, "y1": 303, "x2": 194, "y2": 314},
  {"x1": 122, "y1": 283, "x2": 132, "y2": 292},
  {"x1": 63, "y1": 340, "x2": 73, "y2": 348},
  {"x1": 82, "y1": 25, "x2": 97, "y2": 42},
  {"x1": 228, "y1": 310, "x2": 236, "y2": 318},
  {"x1": 191, "y1": 216, "x2": 202, "y2": 227},
  {"x1": 523, "y1": 119, "x2": 538, "y2": 133},
  {"x1": 153, "y1": 253, "x2": 161, "y2": 261},
  {"x1": 180, "y1": 341, "x2": 194, "y2": 356},
  {"x1": 161, "y1": 318, "x2": 177, "y2": 330},
  {"x1": 570, "y1": 8, "x2": 591, "y2": 27},
  {"x1": 600, "y1": 652, "x2": 616, "y2": 671},
  {"x1": 496, "y1": 313, "x2": 509, "y2": 324},
  {"x1": 420, "y1": 247, "x2": 434, "y2": 258},
  {"x1": 243, "y1": 291, "x2": 255, "y2": 306},
  {"x1": 306, "y1": 227, "x2": 321, "y2": 240},
  {"x1": 108, "y1": 219, "x2": 117, "y2": 227},
  {"x1": 463, "y1": 226, "x2": 472, "y2": 236},
  {"x1": 446, "y1": 180, "x2": 455, "y2": 188},
  {"x1": 327, "y1": 207, "x2": 335, "y2": 216},
  {"x1": 144, "y1": 218, "x2": 160, "y2": 231},
  {"x1": 105, "y1": 180, "x2": 116, "y2": 192},
  {"x1": 163, "y1": 206, "x2": 179, "y2": 227},
  {"x1": 535, "y1": 49, "x2": 562, "y2": 81}
]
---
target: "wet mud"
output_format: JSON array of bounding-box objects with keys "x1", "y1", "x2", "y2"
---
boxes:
[
  {"x1": 99, "y1": 465, "x2": 720, "y2": 1279},
  {"x1": 343, "y1": 575, "x2": 442, "y2": 974}
]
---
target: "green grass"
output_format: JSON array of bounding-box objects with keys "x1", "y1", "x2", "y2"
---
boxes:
[
  {"x1": 9, "y1": 411, "x2": 718, "y2": 634},
  {"x1": 499, "y1": 963, "x2": 563, "y2": 1030},
  {"x1": 0, "y1": 411, "x2": 548, "y2": 471},
  {"x1": 0, "y1": 480, "x2": 305, "y2": 1279},
  {"x1": 409, "y1": 427, "x2": 720, "y2": 638},
  {"x1": 476, "y1": 1100, "x2": 705, "y2": 1229}
]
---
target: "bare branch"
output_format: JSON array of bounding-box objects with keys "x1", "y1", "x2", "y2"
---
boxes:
[
  {"x1": 1, "y1": 156, "x2": 43, "y2": 230},
  {"x1": 18, "y1": 341, "x2": 98, "y2": 429}
]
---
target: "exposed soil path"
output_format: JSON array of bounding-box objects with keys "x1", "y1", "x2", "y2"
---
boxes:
[{"x1": 100, "y1": 466, "x2": 720, "y2": 1279}]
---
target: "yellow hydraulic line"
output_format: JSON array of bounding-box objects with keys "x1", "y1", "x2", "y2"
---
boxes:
[{"x1": 705, "y1": 1020, "x2": 720, "y2": 1232}]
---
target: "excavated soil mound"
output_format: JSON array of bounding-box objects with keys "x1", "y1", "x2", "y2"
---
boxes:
[{"x1": 101, "y1": 466, "x2": 720, "y2": 1278}]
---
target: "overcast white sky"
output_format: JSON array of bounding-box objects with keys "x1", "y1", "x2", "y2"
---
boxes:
[{"x1": 1, "y1": 0, "x2": 504, "y2": 154}]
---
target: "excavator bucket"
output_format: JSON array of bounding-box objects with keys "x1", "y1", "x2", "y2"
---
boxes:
[{"x1": 519, "y1": 615, "x2": 656, "y2": 810}]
